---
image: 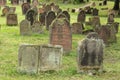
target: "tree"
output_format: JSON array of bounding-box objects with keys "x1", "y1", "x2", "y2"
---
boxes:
[{"x1": 113, "y1": 0, "x2": 119, "y2": 10}]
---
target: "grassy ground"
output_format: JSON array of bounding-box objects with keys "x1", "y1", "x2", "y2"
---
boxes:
[{"x1": 0, "y1": 1, "x2": 120, "y2": 80}]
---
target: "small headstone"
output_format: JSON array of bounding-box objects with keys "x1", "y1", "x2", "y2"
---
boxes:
[
  {"x1": 107, "y1": 13, "x2": 114, "y2": 24},
  {"x1": 22, "y1": 3, "x2": 31, "y2": 15},
  {"x1": 26, "y1": 9, "x2": 38, "y2": 25},
  {"x1": 92, "y1": 8, "x2": 99, "y2": 16},
  {"x1": 32, "y1": 0, "x2": 39, "y2": 6},
  {"x1": 11, "y1": 0, "x2": 19, "y2": 5},
  {"x1": 77, "y1": 32, "x2": 104, "y2": 74},
  {"x1": 9, "y1": 7, "x2": 16, "y2": 13},
  {"x1": 77, "y1": 10, "x2": 86, "y2": 23},
  {"x1": 90, "y1": 16, "x2": 101, "y2": 28},
  {"x1": 72, "y1": 22, "x2": 84, "y2": 34},
  {"x1": 31, "y1": 21, "x2": 44, "y2": 34},
  {"x1": 20, "y1": 19, "x2": 31, "y2": 35},
  {"x1": 45, "y1": 11, "x2": 56, "y2": 30},
  {"x1": 6, "y1": 13, "x2": 18, "y2": 26},
  {"x1": 62, "y1": 11, "x2": 70, "y2": 22},
  {"x1": 39, "y1": 12, "x2": 46, "y2": 25},
  {"x1": 18, "y1": 44, "x2": 63, "y2": 73},
  {"x1": 1, "y1": 6, "x2": 9, "y2": 16},
  {"x1": 50, "y1": 18, "x2": 72, "y2": 55}
]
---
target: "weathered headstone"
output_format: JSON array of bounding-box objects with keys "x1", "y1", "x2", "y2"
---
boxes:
[
  {"x1": 11, "y1": 0, "x2": 19, "y2": 5},
  {"x1": 26, "y1": 9, "x2": 38, "y2": 25},
  {"x1": 18, "y1": 44, "x2": 63, "y2": 73},
  {"x1": 18, "y1": 44, "x2": 39, "y2": 73},
  {"x1": 44, "y1": 4, "x2": 51, "y2": 13},
  {"x1": 92, "y1": 8, "x2": 99, "y2": 16},
  {"x1": 20, "y1": 19, "x2": 31, "y2": 35},
  {"x1": 77, "y1": 10, "x2": 86, "y2": 23},
  {"x1": 112, "y1": 22, "x2": 119, "y2": 33},
  {"x1": 72, "y1": 22, "x2": 84, "y2": 34},
  {"x1": 45, "y1": 11, "x2": 56, "y2": 30},
  {"x1": 50, "y1": 18, "x2": 72, "y2": 55},
  {"x1": 62, "y1": 11, "x2": 70, "y2": 22},
  {"x1": 31, "y1": 21, "x2": 44, "y2": 34},
  {"x1": 39, "y1": 12, "x2": 46, "y2": 25},
  {"x1": 90, "y1": 16, "x2": 101, "y2": 28},
  {"x1": 32, "y1": 0, "x2": 39, "y2": 6},
  {"x1": 1, "y1": 6, "x2": 9, "y2": 16},
  {"x1": 22, "y1": 3, "x2": 31, "y2": 14},
  {"x1": 107, "y1": 13, "x2": 114, "y2": 24},
  {"x1": 77, "y1": 32, "x2": 104, "y2": 75},
  {"x1": 0, "y1": 0, "x2": 6, "y2": 6},
  {"x1": 6, "y1": 13, "x2": 18, "y2": 26}
]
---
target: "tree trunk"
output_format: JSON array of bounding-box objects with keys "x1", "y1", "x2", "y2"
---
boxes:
[{"x1": 113, "y1": 0, "x2": 119, "y2": 10}]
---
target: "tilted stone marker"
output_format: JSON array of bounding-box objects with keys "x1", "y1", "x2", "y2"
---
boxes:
[
  {"x1": 77, "y1": 32, "x2": 104, "y2": 75},
  {"x1": 21, "y1": 3, "x2": 31, "y2": 15},
  {"x1": 45, "y1": 11, "x2": 56, "y2": 30},
  {"x1": 72, "y1": 22, "x2": 84, "y2": 34},
  {"x1": 77, "y1": 10, "x2": 86, "y2": 23},
  {"x1": 50, "y1": 18, "x2": 72, "y2": 55},
  {"x1": 31, "y1": 21, "x2": 44, "y2": 34},
  {"x1": 18, "y1": 44, "x2": 63, "y2": 73},
  {"x1": 20, "y1": 19, "x2": 31, "y2": 35},
  {"x1": 6, "y1": 13, "x2": 18, "y2": 26}
]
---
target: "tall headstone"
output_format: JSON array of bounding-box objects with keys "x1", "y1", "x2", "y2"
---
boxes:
[
  {"x1": 77, "y1": 32, "x2": 104, "y2": 74},
  {"x1": 22, "y1": 3, "x2": 31, "y2": 15},
  {"x1": 77, "y1": 10, "x2": 86, "y2": 23},
  {"x1": 20, "y1": 19, "x2": 31, "y2": 35},
  {"x1": 50, "y1": 18, "x2": 72, "y2": 55},
  {"x1": 72, "y1": 22, "x2": 84, "y2": 34},
  {"x1": 45, "y1": 11, "x2": 56, "y2": 30},
  {"x1": 6, "y1": 13, "x2": 18, "y2": 26}
]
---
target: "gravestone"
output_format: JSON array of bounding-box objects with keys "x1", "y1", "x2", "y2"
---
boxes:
[
  {"x1": 72, "y1": 22, "x2": 84, "y2": 34},
  {"x1": 31, "y1": 21, "x2": 44, "y2": 34},
  {"x1": 62, "y1": 11, "x2": 70, "y2": 22},
  {"x1": 51, "y1": 5, "x2": 59, "y2": 13},
  {"x1": 57, "y1": 12, "x2": 67, "y2": 19},
  {"x1": 107, "y1": 13, "x2": 114, "y2": 24},
  {"x1": 22, "y1": 3, "x2": 31, "y2": 14},
  {"x1": 50, "y1": 18, "x2": 72, "y2": 55},
  {"x1": 39, "y1": 45, "x2": 63, "y2": 71},
  {"x1": 26, "y1": 9, "x2": 38, "y2": 25},
  {"x1": 103, "y1": 0, "x2": 107, "y2": 5},
  {"x1": 18, "y1": 44, "x2": 63, "y2": 73},
  {"x1": 32, "y1": 0, "x2": 39, "y2": 6},
  {"x1": 20, "y1": 19, "x2": 31, "y2": 35},
  {"x1": 97, "y1": 24, "x2": 117, "y2": 45},
  {"x1": 11, "y1": 0, "x2": 19, "y2": 5},
  {"x1": 1, "y1": 6, "x2": 9, "y2": 16},
  {"x1": 44, "y1": 4, "x2": 51, "y2": 13},
  {"x1": 77, "y1": 32, "x2": 104, "y2": 75},
  {"x1": 90, "y1": 16, "x2": 101, "y2": 28},
  {"x1": 18, "y1": 44, "x2": 39, "y2": 73},
  {"x1": 77, "y1": 10, "x2": 86, "y2": 23},
  {"x1": 9, "y1": 7, "x2": 16, "y2": 13},
  {"x1": 112, "y1": 22, "x2": 119, "y2": 33},
  {"x1": 39, "y1": 12, "x2": 46, "y2": 25},
  {"x1": 92, "y1": 8, "x2": 99, "y2": 16},
  {"x1": 6, "y1": 13, "x2": 18, "y2": 26},
  {"x1": 0, "y1": 0, "x2": 6, "y2": 6},
  {"x1": 45, "y1": 11, "x2": 56, "y2": 30}
]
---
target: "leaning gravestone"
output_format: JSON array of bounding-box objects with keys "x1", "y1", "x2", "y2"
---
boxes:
[
  {"x1": 0, "y1": 0, "x2": 6, "y2": 6},
  {"x1": 62, "y1": 11, "x2": 70, "y2": 22},
  {"x1": 18, "y1": 44, "x2": 63, "y2": 73},
  {"x1": 26, "y1": 9, "x2": 38, "y2": 25},
  {"x1": 77, "y1": 32, "x2": 104, "y2": 75},
  {"x1": 6, "y1": 13, "x2": 18, "y2": 26},
  {"x1": 50, "y1": 18, "x2": 72, "y2": 55},
  {"x1": 77, "y1": 10, "x2": 86, "y2": 23},
  {"x1": 22, "y1": 3, "x2": 31, "y2": 15},
  {"x1": 39, "y1": 12, "x2": 46, "y2": 25},
  {"x1": 45, "y1": 11, "x2": 56, "y2": 30},
  {"x1": 31, "y1": 21, "x2": 44, "y2": 34},
  {"x1": 20, "y1": 19, "x2": 31, "y2": 35},
  {"x1": 92, "y1": 8, "x2": 99, "y2": 16},
  {"x1": 72, "y1": 22, "x2": 84, "y2": 34}
]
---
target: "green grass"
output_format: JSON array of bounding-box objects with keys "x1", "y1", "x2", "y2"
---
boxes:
[{"x1": 0, "y1": 1, "x2": 120, "y2": 80}]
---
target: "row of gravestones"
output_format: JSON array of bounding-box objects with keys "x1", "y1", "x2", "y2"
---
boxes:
[{"x1": 18, "y1": 32, "x2": 104, "y2": 75}]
